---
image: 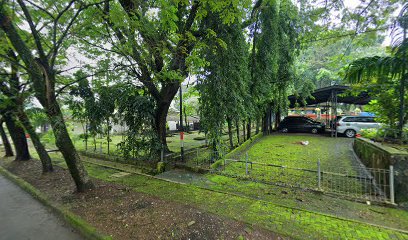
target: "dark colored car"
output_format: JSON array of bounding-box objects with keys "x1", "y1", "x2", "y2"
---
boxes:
[{"x1": 278, "y1": 116, "x2": 325, "y2": 134}]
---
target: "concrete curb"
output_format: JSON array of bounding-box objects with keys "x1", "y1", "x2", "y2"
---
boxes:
[{"x1": 0, "y1": 165, "x2": 112, "y2": 240}]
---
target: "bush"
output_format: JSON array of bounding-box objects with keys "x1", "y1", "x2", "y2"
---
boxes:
[
  {"x1": 360, "y1": 127, "x2": 408, "y2": 143},
  {"x1": 40, "y1": 130, "x2": 55, "y2": 145},
  {"x1": 360, "y1": 128, "x2": 379, "y2": 140}
]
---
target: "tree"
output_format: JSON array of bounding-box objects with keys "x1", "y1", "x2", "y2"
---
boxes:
[
  {"x1": 345, "y1": 3, "x2": 408, "y2": 140},
  {"x1": 0, "y1": 48, "x2": 53, "y2": 172},
  {"x1": 197, "y1": 15, "x2": 250, "y2": 150},
  {"x1": 249, "y1": 0, "x2": 299, "y2": 135},
  {"x1": 0, "y1": 0, "x2": 95, "y2": 191},
  {"x1": 78, "y1": 0, "x2": 251, "y2": 153},
  {"x1": 1, "y1": 111, "x2": 30, "y2": 161},
  {"x1": 0, "y1": 118, "x2": 13, "y2": 157}
]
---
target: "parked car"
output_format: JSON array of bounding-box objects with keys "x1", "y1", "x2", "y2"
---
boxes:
[
  {"x1": 278, "y1": 116, "x2": 325, "y2": 134},
  {"x1": 336, "y1": 116, "x2": 381, "y2": 138}
]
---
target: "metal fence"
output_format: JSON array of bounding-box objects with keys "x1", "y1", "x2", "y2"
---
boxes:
[
  {"x1": 215, "y1": 154, "x2": 395, "y2": 204},
  {"x1": 320, "y1": 165, "x2": 394, "y2": 203},
  {"x1": 165, "y1": 147, "x2": 226, "y2": 169}
]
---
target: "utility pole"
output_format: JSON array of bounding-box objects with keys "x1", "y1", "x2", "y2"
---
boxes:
[{"x1": 179, "y1": 83, "x2": 184, "y2": 161}]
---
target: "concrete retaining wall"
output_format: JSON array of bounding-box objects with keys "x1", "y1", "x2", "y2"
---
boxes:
[{"x1": 353, "y1": 138, "x2": 408, "y2": 203}]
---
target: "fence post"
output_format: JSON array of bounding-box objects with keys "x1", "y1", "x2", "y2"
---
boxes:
[
  {"x1": 100, "y1": 142, "x2": 102, "y2": 154},
  {"x1": 245, "y1": 152, "x2": 249, "y2": 175},
  {"x1": 317, "y1": 159, "x2": 321, "y2": 190},
  {"x1": 389, "y1": 165, "x2": 395, "y2": 204}
]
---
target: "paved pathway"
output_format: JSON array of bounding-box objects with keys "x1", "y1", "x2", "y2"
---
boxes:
[{"x1": 0, "y1": 175, "x2": 83, "y2": 240}]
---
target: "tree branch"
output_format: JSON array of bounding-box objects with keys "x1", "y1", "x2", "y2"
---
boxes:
[{"x1": 16, "y1": 0, "x2": 47, "y2": 62}]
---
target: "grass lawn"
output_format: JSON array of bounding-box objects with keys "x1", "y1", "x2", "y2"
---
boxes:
[
  {"x1": 231, "y1": 133, "x2": 354, "y2": 169},
  {"x1": 187, "y1": 134, "x2": 408, "y2": 227},
  {"x1": 23, "y1": 149, "x2": 408, "y2": 239},
  {"x1": 219, "y1": 134, "x2": 357, "y2": 190},
  {"x1": 67, "y1": 129, "x2": 256, "y2": 158}
]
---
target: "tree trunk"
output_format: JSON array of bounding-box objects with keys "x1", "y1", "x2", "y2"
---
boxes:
[
  {"x1": 17, "y1": 109, "x2": 53, "y2": 172},
  {"x1": 275, "y1": 111, "x2": 281, "y2": 130},
  {"x1": 93, "y1": 135, "x2": 97, "y2": 152},
  {"x1": 0, "y1": 121, "x2": 14, "y2": 157},
  {"x1": 154, "y1": 99, "x2": 172, "y2": 153},
  {"x1": 255, "y1": 117, "x2": 260, "y2": 134},
  {"x1": 227, "y1": 117, "x2": 233, "y2": 149},
  {"x1": 47, "y1": 101, "x2": 93, "y2": 192},
  {"x1": 247, "y1": 119, "x2": 251, "y2": 140},
  {"x1": 235, "y1": 119, "x2": 240, "y2": 144},
  {"x1": 106, "y1": 119, "x2": 110, "y2": 155},
  {"x1": 268, "y1": 106, "x2": 273, "y2": 134},
  {"x1": 242, "y1": 121, "x2": 246, "y2": 142},
  {"x1": 85, "y1": 120, "x2": 88, "y2": 151},
  {"x1": 184, "y1": 107, "x2": 188, "y2": 132},
  {"x1": 0, "y1": 11, "x2": 91, "y2": 191},
  {"x1": 3, "y1": 114, "x2": 30, "y2": 161},
  {"x1": 262, "y1": 107, "x2": 270, "y2": 135}
]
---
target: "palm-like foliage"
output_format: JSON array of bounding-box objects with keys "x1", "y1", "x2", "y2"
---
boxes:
[{"x1": 344, "y1": 3, "x2": 408, "y2": 140}]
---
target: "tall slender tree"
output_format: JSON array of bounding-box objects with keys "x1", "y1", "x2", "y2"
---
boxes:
[
  {"x1": 0, "y1": 0, "x2": 95, "y2": 191},
  {"x1": 198, "y1": 13, "x2": 250, "y2": 150},
  {"x1": 0, "y1": 49, "x2": 53, "y2": 172}
]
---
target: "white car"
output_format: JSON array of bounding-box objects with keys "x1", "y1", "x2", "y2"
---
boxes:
[{"x1": 336, "y1": 116, "x2": 381, "y2": 138}]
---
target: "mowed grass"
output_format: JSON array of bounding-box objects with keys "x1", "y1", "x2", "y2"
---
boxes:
[
  {"x1": 216, "y1": 134, "x2": 373, "y2": 204},
  {"x1": 16, "y1": 147, "x2": 408, "y2": 235},
  {"x1": 221, "y1": 134, "x2": 356, "y2": 187},
  {"x1": 71, "y1": 130, "x2": 256, "y2": 156},
  {"x1": 245, "y1": 134, "x2": 354, "y2": 169}
]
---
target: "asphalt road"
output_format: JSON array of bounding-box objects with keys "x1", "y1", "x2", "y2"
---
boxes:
[{"x1": 0, "y1": 174, "x2": 83, "y2": 240}]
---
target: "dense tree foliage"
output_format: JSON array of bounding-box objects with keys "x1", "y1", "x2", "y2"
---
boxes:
[
  {"x1": 345, "y1": 3, "x2": 408, "y2": 140},
  {"x1": 0, "y1": 0, "x2": 404, "y2": 190}
]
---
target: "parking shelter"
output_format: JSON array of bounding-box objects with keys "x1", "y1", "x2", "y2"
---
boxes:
[{"x1": 288, "y1": 85, "x2": 371, "y2": 137}]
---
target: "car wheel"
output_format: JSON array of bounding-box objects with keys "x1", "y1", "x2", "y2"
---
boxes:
[
  {"x1": 281, "y1": 128, "x2": 288, "y2": 133},
  {"x1": 311, "y1": 128, "x2": 318, "y2": 134},
  {"x1": 345, "y1": 129, "x2": 356, "y2": 138}
]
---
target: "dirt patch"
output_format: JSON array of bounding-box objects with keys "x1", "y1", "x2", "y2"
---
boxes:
[{"x1": 1, "y1": 159, "x2": 284, "y2": 240}]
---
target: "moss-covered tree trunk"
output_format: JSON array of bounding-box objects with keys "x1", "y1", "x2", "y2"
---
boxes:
[
  {"x1": 242, "y1": 121, "x2": 246, "y2": 142},
  {"x1": 3, "y1": 114, "x2": 30, "y2": 161},
  {"x1": 255, "y1": 117, "x2": 260, "y2": 134},
  {"x1": 106, "y1": 119, "x2": 110, "y2": 155},
  {"x1": 247, "y1": 119, "x2": 251, "y2": 140},
  {"x1": 227, "y1": 117, "x2": 233, "y2": 149},
  {"x1": 47, "y1": 100, "x2": 93, "y2": 191},
  {"x1": 235, "y1": 119, "x2": 240, "y2": 144},
  {"x1": 0, "y1": 3, "x2": 93, "y2": 192},
  {"x1": 17, "y1": 109, "x2": 53, "y2": 172},
  {"x1": 0, "y1": 120, "x2": 14, "y2": 157},
  {"x1": 153, "y1": 85, "x2": 179, "y2": 153}
]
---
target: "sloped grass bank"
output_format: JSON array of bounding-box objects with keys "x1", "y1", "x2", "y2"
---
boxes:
[
  {"x1": 89, "y1": 164, "x2": 408, "y2": 239},
  {"x1": 25, "y1": 142, "x2": 408, "y2": 239}
]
